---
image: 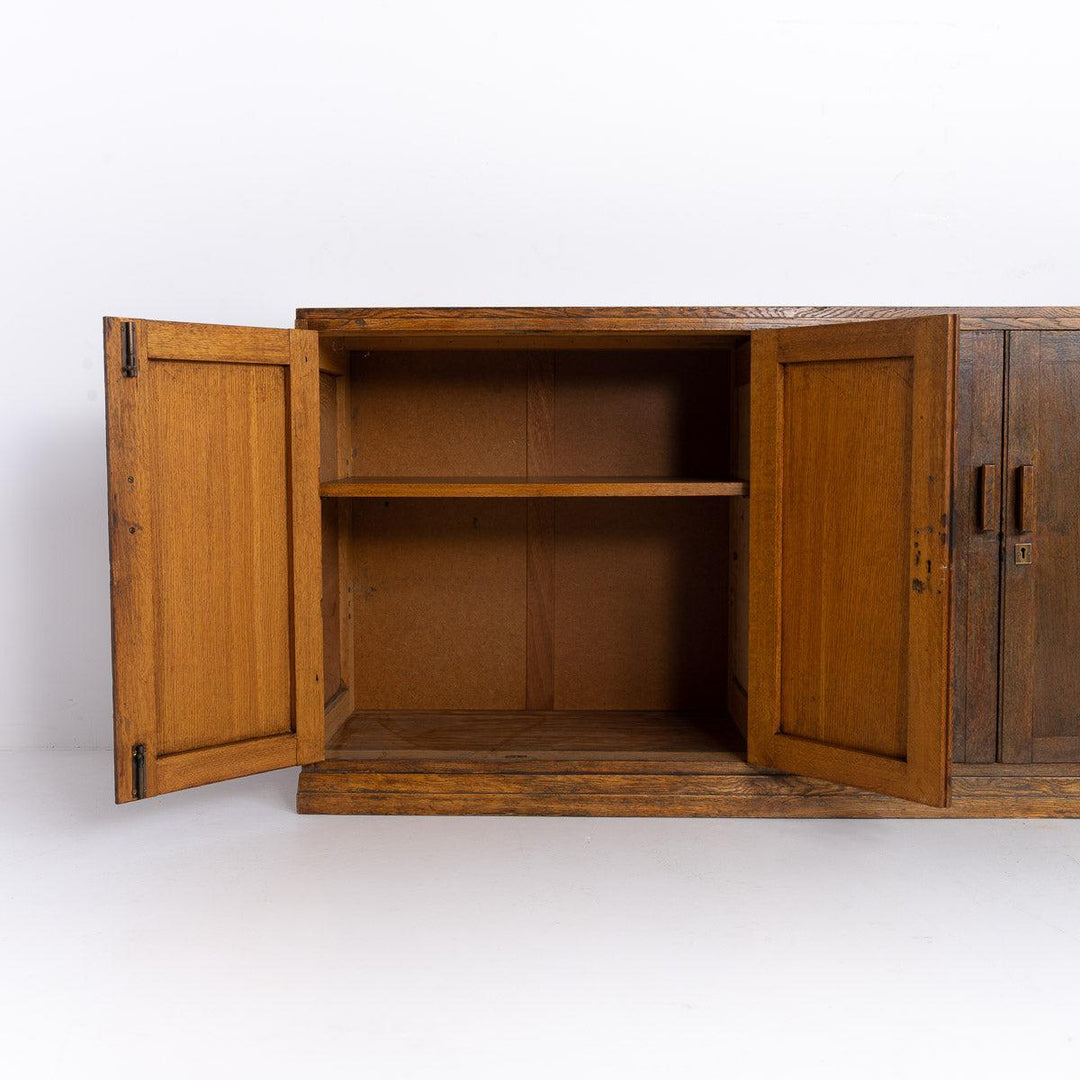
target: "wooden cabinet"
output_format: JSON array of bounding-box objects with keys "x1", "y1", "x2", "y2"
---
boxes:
[{"x1": 104, "y1": 307, "x2": 1080, "y2": 817}]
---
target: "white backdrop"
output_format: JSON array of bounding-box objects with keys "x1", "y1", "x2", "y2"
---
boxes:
[{"x1": 2, "y1": 0, "x2": 1078, "y2": 748}]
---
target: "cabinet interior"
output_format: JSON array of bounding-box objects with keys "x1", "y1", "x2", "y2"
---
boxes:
[{"x1": 318, "y1": 331, "x2": 751, "y2": 760}]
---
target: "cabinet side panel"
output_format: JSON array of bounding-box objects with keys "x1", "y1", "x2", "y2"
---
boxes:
[{"x1": 952, "y1": 331, "x2": 1004, "y2": 762}]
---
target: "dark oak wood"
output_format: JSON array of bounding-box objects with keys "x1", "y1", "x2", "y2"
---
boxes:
[
  {"x1": 320, "y1": 478, "x2": 748, "y2": 497},
  {"x1": 951, "y1": 331, "x2": 1005, "y2": 763},
  {"x1": 1001, "y1": 332, "x2": 1080, "y2": 763},
  {"x1": 748, "y1": 317, "x2": 956, "y2": 806},
  {"x1": 296, "y1": 306, "x2": 1080, "y2": 335},
  {"x1": 104, "y1": 319, "x2": 323, "y2": 802}
]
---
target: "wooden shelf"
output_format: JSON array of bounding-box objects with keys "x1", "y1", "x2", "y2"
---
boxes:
[{"x1": 320, "y1": 477, "x2": 749, "y2": 498}]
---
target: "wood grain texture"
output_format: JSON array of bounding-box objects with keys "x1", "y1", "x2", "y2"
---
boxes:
[
  {"x1": 320, "y1": 478, "x2": 748, "y2": 497},
  {"x1": 297, "y1": 757, "x2": 1080, "y2": 817},
  {"x1": 148, "y1": 358, "x2": 293, "y2": 754},
  {"x1": 1001, "y1": 332, "x2": 1080, "y2": 763},
  {"x1": 289, "y1": 331, "x2": 325, "y2": 764},
  {"x1": 748, "y1": 317, "x2": 955, "y2": 806},
  {"x1": 144, "y1": 320, "x2": 292, "y2": 362},
  {"x1": 951, "y1": 331, "x2": 1005, "y2": 763},
  {"x1": 104, "y1": 318, "x2": 323, "y2": 801},
  {"x1": 296, "y1": 307, "x2": 1080, "y2": 335},
  {"x1": 326, "y1": 710, "x2": 742, "y2": 757}
]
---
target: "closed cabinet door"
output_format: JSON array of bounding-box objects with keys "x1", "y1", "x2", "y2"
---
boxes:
[
  {"x1": 1001, "y1": 331, "x2": 1080, "y2": 763},
  {"x1": 105, "y1": 319, "x2": 325, "y2": 801},
  {"x1": 951, "y1": 331, "x2": 1006, "y2": 763},
  {"x1": 748, "y1": 316, "x2": 956, "y2": 806}
]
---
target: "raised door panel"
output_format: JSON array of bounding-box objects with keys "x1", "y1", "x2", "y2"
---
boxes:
[
  {"x1": 748, "y1": 317, "x2": 956, "y2": 806},
  {"x1": 105, "y1": 319, "x2": 323, "y2": 801},
  {"x1": 1001, "y1": 332, "x2": 1080, "y2": 763}
]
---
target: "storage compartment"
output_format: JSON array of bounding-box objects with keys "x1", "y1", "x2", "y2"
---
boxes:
[{"x1": 318, "y1": 332, "x2": 751, "y2": 761}]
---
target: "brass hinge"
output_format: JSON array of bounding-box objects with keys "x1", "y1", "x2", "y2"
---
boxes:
[
  {"x1": 132, "y1": 744, "x2": 146, "y2": 799},
  {"x1": 121, "y1": 320, "x2": 138, "y2": 378}
]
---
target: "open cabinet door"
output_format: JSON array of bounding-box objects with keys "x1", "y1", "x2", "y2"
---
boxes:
[
  {"x1": 104, "y1": 319, "x2": 323, "y2": 802},
  {"x1": 748, "y1": 316, "x2": 956, "y2": 806}
]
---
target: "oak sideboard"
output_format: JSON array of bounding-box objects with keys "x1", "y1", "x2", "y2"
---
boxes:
[{"x1": 102, "y1": 307, "x2": 1080, "y2": 815}]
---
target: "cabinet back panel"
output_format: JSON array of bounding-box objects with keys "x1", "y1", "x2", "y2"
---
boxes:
[
  {"x1": 349, "y1": 350, "x2": 527, "y2": 476},
  {"x1": 147, "y1": 360, "x2": 294, "y2": 754},
  {"x1": 351, "y1": 499, "x2": 527, "y2": 710},
  {"x1": 553, "y1": 499, "x2": 727, "y2": 711},
  {"x1": 779, "y1": 358, "x2": 912, "y2": 759},
  {"x1": 554, "y1": 350, "x2": 728, "y2": 477}
]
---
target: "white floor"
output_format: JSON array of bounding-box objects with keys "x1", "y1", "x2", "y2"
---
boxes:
[{"x1": 2, "y1": 751, "x2": 1079, "y2": 1078}]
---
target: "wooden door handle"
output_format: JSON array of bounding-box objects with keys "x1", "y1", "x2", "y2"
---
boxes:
[
  {"x1": 977, "y1": 464, "x2": 999, "y2": 532},
  {"x1": 1017, "y1": 464, "x2": 1036, "y2": 533}
]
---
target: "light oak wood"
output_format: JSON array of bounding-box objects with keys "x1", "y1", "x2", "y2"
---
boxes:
[
  {"x1": 748, "y1": 316, "x2": 956, "y2": 806},
  {"x1": 104, "y1": 318, "x2": 323, "y2": 802},
  {"x1": 320, "y1": 477, "x2": 748, "y2": 497}
]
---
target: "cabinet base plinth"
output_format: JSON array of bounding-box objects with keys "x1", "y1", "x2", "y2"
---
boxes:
[{"x1": 297, "y1": 760, "x2": 1080, "y2": 818}]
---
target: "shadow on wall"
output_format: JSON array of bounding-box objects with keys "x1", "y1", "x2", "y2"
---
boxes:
[{"x1": 11, "y1": 413, "x2": 114, "y2": 748}]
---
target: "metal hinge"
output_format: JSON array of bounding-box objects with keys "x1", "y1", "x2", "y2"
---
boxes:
[
  {"x1": 132, "y1": 743, "x2": 146, "y2": 799},
  {"x1": 121, "y1": 320, "x2": 138, "y2": 377}
]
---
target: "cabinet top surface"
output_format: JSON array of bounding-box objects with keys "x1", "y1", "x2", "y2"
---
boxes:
[{"x1": 295, "y1": 306, "x2": 1080, "y2": 335}]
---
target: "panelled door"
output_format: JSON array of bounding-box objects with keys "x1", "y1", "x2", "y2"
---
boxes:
[
  {"x1": 104, "y1": 319, "x2": 324, "y2": 802},
  {"x1": 748, "y1": 316, "x2": 957, "y2": 806},
  {"x1": 1000, "y1": 332, "x2": 1080, "y2": 763}
]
